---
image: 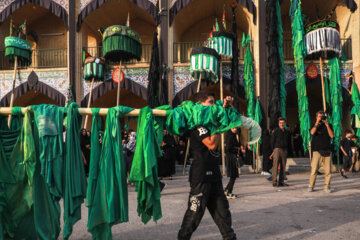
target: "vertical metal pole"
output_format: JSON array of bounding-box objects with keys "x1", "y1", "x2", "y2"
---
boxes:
[
  {"x1": 8, "y1": 56, "x2": 18, "y2": 128},
  {"x1": 84, "y1": 77, "x2": 95, "y2": 129},
  {"x1": 220, "y1": 60, "x2": 226, "y2": 175},
  {"x1": 116, "y1": 61, "x2": 122, "y2": 106},
  {"x1": 319, "y1": 57, "x2": 327, "y2": 112},
  {"x1": 183, "y1": 73, "x2": 202, "y2": 175}
]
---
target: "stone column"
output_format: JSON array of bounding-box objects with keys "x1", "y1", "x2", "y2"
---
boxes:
[
  {"x1": 352, "y1": 0, "x2": 360, "y2": 87},
  {"x1": 68, "y1": 0, "x2": 78, "y2": 103},
  {"x1": 167, "y1": 0, "x2": 174, "y2": 106},
  {"x1": 253, "y1": 0, "x2": 267, "y2": 128}
]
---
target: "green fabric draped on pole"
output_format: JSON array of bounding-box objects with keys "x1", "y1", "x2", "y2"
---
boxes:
[
  {"x1": 163, "y1": 100, "x2": 243, "y2": 136},
  {"x1": 129, "y1": 106, "x2": 162, "y2": 224},
  {"x1": 276, "y1": 0, "x2": 286, "y2": 118},
  {"x1": 0, "y1": 108, "x2": 61, "y2": 239},
  {"x1": 0, "y1": 109, "x2": 34, "y2": 239},
  {"x1": 63, "y1": 102, "x2": 87, "y2": 240},
  {"x1": 86, "y1": 108, "x2": 102, "y2": 208},
  {"x1": 289, "y1": 0, "x2": 311, "y2": 152},
  {"x1": 253, "y1": 98, "x2": 263, "y2": 153},
  {"x1": 351, "y1": 82, "x2": 360, "y2": 119},
  {"x1": 31, "y1": 104, "x2": 65, "y2": 198},
  {"x1": 242, "y1": 33, "x2": 255, "y2": 119},
  {"x1": 87, "y1": 106, "x2": 133, "y2": 240},
  {"x1": 329, "y1": 57, "x2": 343, "y2": 168}
]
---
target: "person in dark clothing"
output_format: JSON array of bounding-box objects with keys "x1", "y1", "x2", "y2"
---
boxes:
[
  {"x1": 270, "y1": 118, "x2": 290, "y2": 187},
  {"x1": 80, "y1": 128, "x2": 91, "y2": 175},
  {"x1": 308, "y1": 111, "x2": 334, "y2": 193},
  {"x1": 244, "y1": 144, "x2": 253, "y2": 166},
  {"x1": 261, "y1": 129, "x2": 273, "y2": 175},
  {"x1": 163, "y1": 130, "x2": 177, "y2": 178},
  {"x1": 176, "y1": 139, "x2": 187, "y2": 165},
  {"x1": 293, "y1": 123, "x2": 304, "y2": 157},
  {"x1": 178, "y1": 91, "x2": 237, "y2": 240},
  {"x1": 340, "y1": 130, "x2": 355, "y2": 178},
  {"x1": 286, "y1": 124, "x2": 294, "y2": 157},
  {"x1": 224, "y1": 128, "x2": 242, "y2": 199},
  {"x1": 158, "y1": 130, "x2": 176, "y2": 178}
]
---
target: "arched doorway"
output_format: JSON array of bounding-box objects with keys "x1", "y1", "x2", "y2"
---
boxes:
[
  {"x1": 0, "y1": 81, "x2": 66, "y2": 107},
  {"x1": 0, "y1": 2, "x2": 68, "y2": 70},
  {"x1": 81, "y1": 79, "x2": 148, "y2": 130},
  {"x1": 286, "y1": 76, "x2": 352, "y2": 135}
]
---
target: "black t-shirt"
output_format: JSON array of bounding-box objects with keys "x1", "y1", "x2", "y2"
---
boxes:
[
  {"x1": 311, "y1": 123, "x2": 333, "y2": 153},
  {"x1": 271, "y1": 128, "x2": 290, "y2": 149},
  {"x1": 340, "y1": 138, "x2": 355, "y2": 156},
  {"x1": 189, "y1": 126, "x2": 222, "y2": 186}
]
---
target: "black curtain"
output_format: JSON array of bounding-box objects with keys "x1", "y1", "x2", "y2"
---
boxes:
[
  {"x1": 341, "y1": 0, "x2": 357, "y2": 12},
  {"x1": 230, "y1": 6, "x2": 240, "y2": 109},
  {"x1": 147, "y1": 30, "x2": 160, "y2": 108},
  {"x1": 266, "y1": 0, "x2": 281, "y2": 129}
]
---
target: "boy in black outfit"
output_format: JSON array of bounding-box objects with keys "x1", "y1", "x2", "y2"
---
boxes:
[
  {"x1": 340, "y1": 130, "x2": 355, "y2": 178},
  {"x1": 178, "y1": 91, "x2": 237, "y2": 240}
]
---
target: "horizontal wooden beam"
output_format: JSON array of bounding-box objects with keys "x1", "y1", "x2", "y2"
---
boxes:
[{"x1": 0, "y1": 107, "x2": 167, "y2": 117}]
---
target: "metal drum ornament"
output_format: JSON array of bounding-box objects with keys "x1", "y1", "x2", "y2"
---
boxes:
[
  {"x1": 5, "y1": 36, "x2": 32, "y2": 66},
  {"x1": 83, "y1": 57, "x2": 105, "y2": 81},
  {"x1": 101, "y1": 25, "x2": 142, "y2": 62},
  {"x1": 190, "y1": 46, "x2": 220, "y2": 83},
  {"x1": 207, "y1": 31, "x2": 234, "y2": 58},
  {"x1": 304, "y1": 20, "x2": 341, "y2": 59}
]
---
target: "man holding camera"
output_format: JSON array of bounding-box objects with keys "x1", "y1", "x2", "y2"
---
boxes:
[{"x1": 308, "y1": 111, "x2": 334, "y2": 193}]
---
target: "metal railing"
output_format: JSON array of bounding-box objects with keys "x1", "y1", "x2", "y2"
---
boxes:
[
  {"x1": 0, "y1": 38, "x2": 352, "y2": 70},
  {"x1": 0, "y1": 48, "x2": 67, "y2": 70},
  {"x1": 173, "y1": 41, "x2": 249, "y2": 63},
  {"x1": 84, "y1": 44, "x2": 152, "y2": 65},
  {"x1": 284, "y1": 38, "x2": 352, "y2": 60}
]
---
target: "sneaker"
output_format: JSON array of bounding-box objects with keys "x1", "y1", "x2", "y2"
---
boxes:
[
  {"x1": 267, "y1": 176, "x2": 272, "y2": 182},
  {"x1": 263, "y1": 171, "x2": 271, "y2": 176},
  {"x1": 324, "y1": 188, "x2": 332, "y2": 193},
  {"x1": 307, "y1": 187, "x2": 314, "y2": 192},
  {"x1": 159, "y1": 182, "x2": 167, "y2": 192},
  {"x1": 226, "y1": 193, "x2": 237, "y2": 199}
]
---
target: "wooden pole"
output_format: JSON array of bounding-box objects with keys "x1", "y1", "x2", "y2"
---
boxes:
[
  {"x1": 196, "y1": 73, "x2": 202, "y2": 92},
  {"x1": 220, "y1": 60, "x2": 226, "y2": 176},
  {"x1": 7, "y1": 56, "x2": 18, "y2": 128},
  {"x1": 83, "y1": 77, "x2": 95, "y2": 129},
  {"x1": 183, "y1": 73, "x2": 202, "y2": 175},
  {"x1": 319, "y1": 57, "x2": 327, "y2": 112},
  {"x1": 256, "y1": 142, "x2": 260, "y2": 173},
  {"x1": 116, "y1": 61, "x2": 122, "y2": 106},
  {"x1": 0, "y1": 107, "x2": 167, "y2": 117}
]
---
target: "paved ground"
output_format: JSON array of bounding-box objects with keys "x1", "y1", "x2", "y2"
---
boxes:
[{"x1": 63, "y1": 171, "x2": 360, "y2": 240}]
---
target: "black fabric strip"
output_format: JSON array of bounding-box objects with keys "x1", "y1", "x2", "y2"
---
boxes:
[
  {"x1": 212, "y1": 31, "x2": 235, "y2": 39},
  {"x1": 130, "y1": 0, "x2": 159, "y2": 23},
  {"x1": 341, "y1": 0, "x2": 357, "y2": 12},
  {"x1": 77, "y1": 0, "x2": 158, "y2": 30},
  {"x1": 169, "y1": 0, "x2": 192, "y2": 26},
  {"x1": 80, "y1": 78, "x2": 148, "y2": 107},
  {"x1": 77, "y1": 0, "x2": 109, "y2": 31},
  {"x1": 0, "y1": 81, "x2": 66, "y2": 107},
  {"x1": 266, "y1": 0, "x2": 281, "y2": 129},
  {"x1": 237, "y1": 0, "x2": 257, "y2": 24},
  {"x1": 190, "y1": 46, "x2": 220, "y2": 59},
  {"x1": 0, "y1": 0, "x2": 68, "y2": 29},
  {"x1": 169, "y1": 0, "x2": 257, "y2": 25}
]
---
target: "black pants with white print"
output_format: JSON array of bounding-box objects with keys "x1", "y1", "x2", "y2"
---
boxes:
[{"x1": 178, "y1": 181, "x2": 237, "y2": 240}]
